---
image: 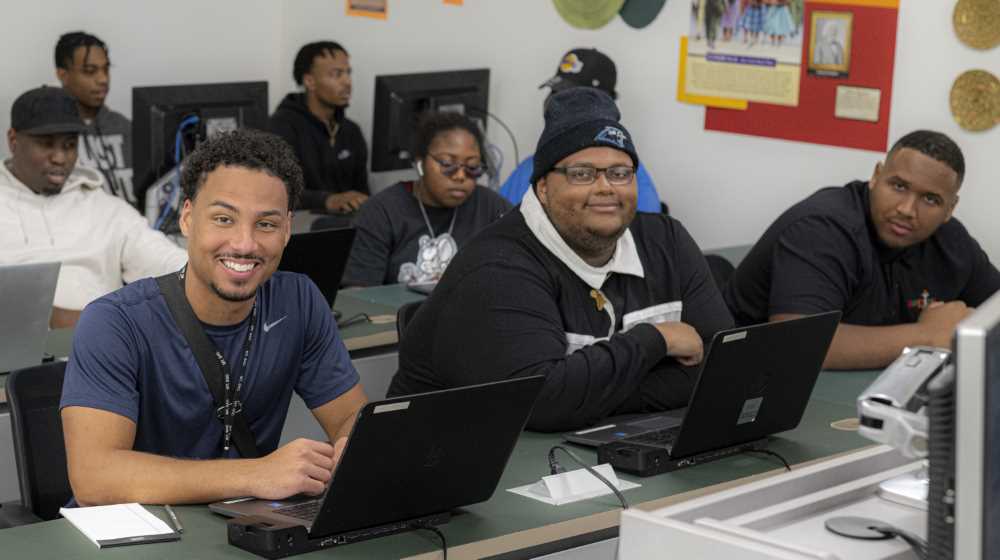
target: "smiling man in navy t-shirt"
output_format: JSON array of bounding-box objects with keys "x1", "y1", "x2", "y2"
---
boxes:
[{"x1": 60, "y1": 129, "x2": 367, "y2": 506}]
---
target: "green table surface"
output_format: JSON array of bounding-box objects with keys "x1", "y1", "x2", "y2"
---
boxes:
[{"x1": 0, "y1": 370, "x2": 878, "y2": 559}]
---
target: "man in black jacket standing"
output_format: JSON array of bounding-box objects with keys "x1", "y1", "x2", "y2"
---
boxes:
[
  {"x1": 269, "y1": 41, "x2": 369, "y2": 213},
  {"x1": 388, "y1": 88, "x2": 733, "y2": 432}
]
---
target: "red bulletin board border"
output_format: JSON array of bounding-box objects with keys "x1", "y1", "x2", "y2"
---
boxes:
[{"x1": 704, "y1": 2, "x2": 899, "y2": 152}]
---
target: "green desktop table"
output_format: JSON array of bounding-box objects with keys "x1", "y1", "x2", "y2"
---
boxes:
[{"x1": 0, "y1": 370, "x2": 877, "y2": 559}]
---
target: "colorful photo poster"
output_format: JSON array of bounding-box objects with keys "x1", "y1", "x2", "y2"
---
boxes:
[
  {"x1": 685, "y1": 0, "x2": 805, "y2": 106},
  {"x1": 346, "y1": 0, "x2": 387, "y2": 19},
  {"x1": 808, "y1": 11, "x2": 853, "y2": 77},
  {"x1": 705, "y1": 0, "x2": 899, "y2": 152}
]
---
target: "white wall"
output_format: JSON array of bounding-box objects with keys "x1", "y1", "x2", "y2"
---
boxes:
[
  {"x1": 2, "y1": 1, "x2": 996, "y2": 260},
  {"x1": 0, "y1": 0, "x2": 286, "y2": 146},
  {"x1": 281, "y1": 0, "x2": 999, "y2": 261}
]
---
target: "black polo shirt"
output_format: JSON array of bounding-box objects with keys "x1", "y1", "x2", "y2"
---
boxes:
[
  {"x1": 725, "y1": 180, "x2": 1000, "y2": 326},
  {"x1": 388, "y1": 210, "x2": 734, "y2": 432}
]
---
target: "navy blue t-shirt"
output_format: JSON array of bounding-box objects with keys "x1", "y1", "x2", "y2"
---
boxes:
[{"x1": 60, "y1": 271, "x2": 359, "y2": 459}]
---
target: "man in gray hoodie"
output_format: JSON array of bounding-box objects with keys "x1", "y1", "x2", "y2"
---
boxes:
[{"x1": 55, "y1": 31, "x2": 134, "y2": 206}]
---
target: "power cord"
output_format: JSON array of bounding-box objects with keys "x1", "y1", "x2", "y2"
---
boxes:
[
  {"x1": 743, "y1": 448, "x2": 792, "y2": 472},
  {"x1": 337, "y1": 312, "x2": 370, "y2": 329},
  {"x1": 411, "y1": 522, "x2": 448, "y2": 559},
  {"x1": 467, "y1": 106, "x2": 519, "y2": 171},
  {"x1": 548, "y1": 445, "x2": 629, "y2": 509}
]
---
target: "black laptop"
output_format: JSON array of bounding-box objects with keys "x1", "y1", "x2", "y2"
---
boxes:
[
  {"x1": 278, "y1": 227, "x2": 355, "y2": 308},
  {"x1": 569, "y1": 312, "x2": 841, "y2": 476},
  {"x1": 213, "y1": 376, "x2": 545, "y2": 556}
]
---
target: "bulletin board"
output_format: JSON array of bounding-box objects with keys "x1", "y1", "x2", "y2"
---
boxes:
[{"x1": 704, "y1": 0, "x2": 899, "y2": 152}]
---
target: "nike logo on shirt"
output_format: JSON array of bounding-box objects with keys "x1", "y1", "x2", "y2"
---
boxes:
[{"x1": 262, "y1": 316, "x2": 288, "y2": 333}]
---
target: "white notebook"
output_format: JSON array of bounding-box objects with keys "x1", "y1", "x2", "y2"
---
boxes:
[{"x1": 59, "y1": 503, "x2": 181, "y2": 548}]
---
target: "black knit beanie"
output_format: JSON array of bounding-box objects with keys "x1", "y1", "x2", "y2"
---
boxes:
[{"x1": 530, "y1": 88, "x2": 639, "y2": 187}]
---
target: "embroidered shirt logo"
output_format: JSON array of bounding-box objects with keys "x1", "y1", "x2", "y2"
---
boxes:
[
  {"x1": 559, "y1": 53, "x2": 583, "y2": 74},
  {"x1": 337, "y1": 149, "x2": 352, "y2": 160},
  {"x1": 905, "y1": 289, "x2": 933, "y2": 311},
  {"x1": 594, "y1": 126, "x2": 627, "y2": 149},
  {"x1": 262, "y1": 315, "x2": 288, "y2": 333}
]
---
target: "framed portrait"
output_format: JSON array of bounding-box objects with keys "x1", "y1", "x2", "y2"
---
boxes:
[{"x1": 808, "y1": 11, "x2": 852, "y2": 78}]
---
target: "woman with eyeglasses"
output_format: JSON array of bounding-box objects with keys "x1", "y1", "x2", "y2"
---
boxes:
[{"x1": 343, "y1": 111, "x2": 512, "y2": 287}]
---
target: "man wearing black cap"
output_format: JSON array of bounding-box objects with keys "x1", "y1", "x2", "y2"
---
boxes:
[
  {"x1": 1, "y1": 86, "x2": 186, "y2": 327},
  {"x1": 389, "y1": 88, "x2": 732, "y2": 431},
  {"x1": 499, "y1": 48, "x2": 663, "y2": 214}
]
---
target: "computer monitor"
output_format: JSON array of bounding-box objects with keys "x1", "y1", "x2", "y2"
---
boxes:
[
  {"x1": 370, "y1": 69, "x2": 489, "y2": 172},
  {"x1": 927, "y1": 290, "x2": 1000, "y2": 559},
  {"x1": 132, "y1": 81, "x2": 269, "y2": 208}
]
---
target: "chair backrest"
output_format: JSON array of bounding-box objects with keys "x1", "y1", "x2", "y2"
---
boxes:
[
  {"x1": 6, "y1": 361, "x2": 71, "y2": 520},
  {"x1": 396, "y1": 301, "x2": 424, "y2": 340},
  {"x1": 704, "y1": 254, "x2": 736, "y2": 293}
]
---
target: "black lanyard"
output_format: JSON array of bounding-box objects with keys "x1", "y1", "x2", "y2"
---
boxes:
[{"x1": 177, "y1": 267, "x2": 257, "y2": 453}]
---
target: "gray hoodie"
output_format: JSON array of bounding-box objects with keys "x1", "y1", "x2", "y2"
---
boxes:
[{"x1": 77, "y1": 105, "x2": 134, "y2": 205}]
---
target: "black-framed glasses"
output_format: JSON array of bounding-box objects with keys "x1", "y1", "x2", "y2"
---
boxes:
[
  {"x1": 428, "y1": 154, "x2": 487, "y2": 179},
  {"x1": 550, "y1": 165, "x2": 635, "y2": 186}
]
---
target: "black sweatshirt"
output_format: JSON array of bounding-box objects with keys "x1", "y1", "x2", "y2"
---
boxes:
[
  {"x1": 268, "y1": 93, "x2": 369, "y2": 211},
  {"x1": 388, "y1": 210, "x2": 734, "y2": 432}
]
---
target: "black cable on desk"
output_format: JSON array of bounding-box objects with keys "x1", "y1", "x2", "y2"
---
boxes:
[
  {"x1": 743, "y1": 448, "x2": 792, "y2": 472},
  {"x1": 548, "y1": 445, "x2": 630, "y2": 510},
  {"x1": 411, "y1": 522, "x2": 448, "y2": 560}
]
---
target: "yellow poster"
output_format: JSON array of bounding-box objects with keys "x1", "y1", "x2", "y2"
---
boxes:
[
  {"x1": 677, "y1": 37, "x2": 748, "y2": 110},
  {"x1": 682, "y1": 0, "x2": 803, "y2": 107}
]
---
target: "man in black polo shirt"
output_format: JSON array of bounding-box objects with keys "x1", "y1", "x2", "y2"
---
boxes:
[
  {"x1": 269, "y1": 41, "x2": 369, "y2": 213},
  {"x1": 725, "y1": 130, "x2": 999, "y2": 370},
  {"x1": 388, "y1": 88, "x2": 733, "y2": 432}
]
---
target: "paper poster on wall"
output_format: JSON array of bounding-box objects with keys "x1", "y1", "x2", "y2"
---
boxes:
[
  {"x1": 835, "y1": 85, "x2": 880, "y2": 122},
  {"x1": 683, "y1": 0, "x2": 805, "y2": 106},
  {"x1": 677, "y1": 37, "x2": 749, "y2": 109},
  {"x1": 346, "y1": 0, "x2": 387, "y2": 19},
  {"x1": 705, "y1": 0, "x2": 899, "y2": 152},
  {"x1": 808, "y1": 11, "x2": 852, "y2": 77}
]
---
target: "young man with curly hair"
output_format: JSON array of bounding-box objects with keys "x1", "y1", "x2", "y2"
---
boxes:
[{"x1": 60, "y1": 128, "x2": 367, "y2": 506}]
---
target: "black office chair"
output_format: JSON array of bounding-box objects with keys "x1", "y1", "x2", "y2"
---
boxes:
[
  {"x1": 704, "y1": 254, "x2": 736, "y2": 293},
  {"x1": 396, "y1": 301, "x2": 424, "y2": 340},
  {"x1": 4, "y1": 361, "x2": 72, "y2": 524}
]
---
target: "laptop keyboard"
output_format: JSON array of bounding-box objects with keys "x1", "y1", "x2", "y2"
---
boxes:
[
  {"x1": 628, "y1": 426, "x2": 680, "y2": 447},
  {"x1": 274, "y1": 499, "x2": 323, "y2": 521}
]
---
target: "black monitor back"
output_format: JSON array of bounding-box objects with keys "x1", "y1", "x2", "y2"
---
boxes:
[
  {"x1": 371, "y1": 69, "x2": 489, "y2": 172},
  {"x1": 278, "y1": 227, "x2": 356, "y2": 309},
  {"x1": 132, "y1": 81, "x2": 268, "y2": 207}
]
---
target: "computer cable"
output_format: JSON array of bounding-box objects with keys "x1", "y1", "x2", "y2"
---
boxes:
[
  {"x1": 825, "y1": 516, "x2": 927, "y2": 560},
  {"x1": 154, "y1": 115, "x2": 201, "y2": 231},
  {"x1": 336, "y1": 312, "x2": 370, "y2": 329},
  {"x1": 467, "y1": 106, "x2": 519, "y2": 170},
  {"x1": 410, "y1": 522, "x2": 448, "y2": 560},
  {"x1": 548, "y1": 445, "x2": 630, "y2": 510},
  {"x1": 743, "y1": 448, "x2": 792, "y2": 472}
]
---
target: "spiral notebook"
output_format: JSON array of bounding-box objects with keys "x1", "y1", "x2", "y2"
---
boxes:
[{"x1": 59, "y1": 503, "x2": 180, "y2": 548}]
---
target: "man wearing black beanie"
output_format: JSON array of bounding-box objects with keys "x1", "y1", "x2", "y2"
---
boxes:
[{"x1": 388, "y1": 88, "x2": 733, "y2": 432}]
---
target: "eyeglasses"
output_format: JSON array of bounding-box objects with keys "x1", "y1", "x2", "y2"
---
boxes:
[
  {"x1": 428, "y1": 154, "x2": 487, "y2": 179},
  {"x1": 550, "y1": 165, "x2": 636, "y2": 186}
]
